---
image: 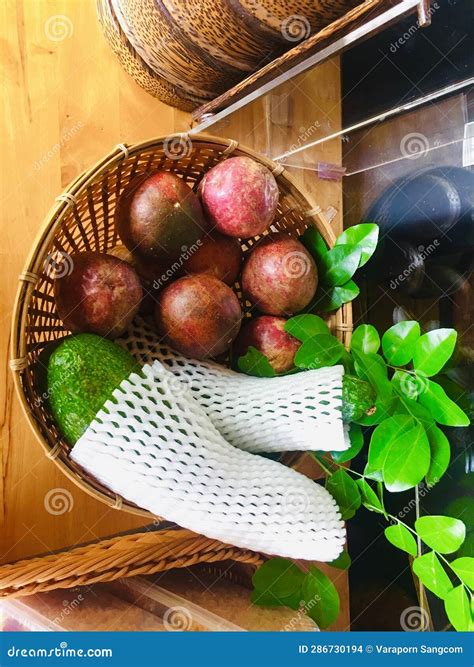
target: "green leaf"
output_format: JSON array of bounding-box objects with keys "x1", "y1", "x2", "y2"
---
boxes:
[
  {"x1": 294, "y1": 334, "x2": 344, "y2": 369},
  {"x1": 251, "y1": 587, "x2": 303, "y2": 610},
  {"x1": 237, "y1": 346, "x2": 276, "y2": 378},
  {"x1": 330, "y1": 423, "x2": 364, "y2": 463},
  {"x1": 384, "y1": 524, "x2": 418, "y2": 557},
  {"x1": 316, "y1": 281, "x2": 360, "y2": 312},
  {"x1": 321, "y1": 244, "x2": 362, "y2": 286},
  {"x1": 355, "y1": 396, "x2": 396, "y2": 426},
  {"x1": 413, "y1": 329, "x2": 457, "y2": 377},
  {"x1": 284, "y1": 314, "x2": 330, "y2": 341},
  {"x1": 413, "y1": 551, "x2": 453, "y2": 599},
  {"x1": 300, "y1": 227, "x2": 329, "y2": 265},
  {"x1": 415, "y1": 516, "x2": 466, "y2": 554},
  {"x1": 444, "y1": 585, "x2": 473, "y2": 631},
  {"x1": 367, "y1": 414, "x2": 415, "y2": 481},
  {"x1": 450, "y1": 557, "x2": 474, "y2": 589},
  {"x1": 391, "y1": 370, "x2": 427, "y2": 401},
  {"x1": 250, "y1": 588, "x2": 301, "y2": 609},
  {"x1": 326, "y1": 468, "x2": 361, "y2": 520},
  {"x1": 351, "y1": 324, "x2": 380, "y2": 355},
  {"x1": 383, "y1": 422, "x2": 431, "y2": 492},
  {"x1": 353, "y1": 351, "x2": 392, "y2": 402},
  {"x1": 335, "y1": 223, "x2": 379, "y2": 267},
  {"x1": 435, "y1": 376, "x2": 472, "y2": 417},
  {"x1": 356, "y1": 478, "x2": 384, "y2": 513},
  {"x1": 302, "y1": 566, "x2": 340, "y2": 629},
  {"x1": 329, "y1": 550, "x2": 351, "y2": 570},
  {"x1": 394, "y1": 395, "x2": 434, "y2": 426},
  {"x1": 425, "y1": 426, "x2": 450, "y2": 486},
  {"x1": 382, "y1": 321, "x2": 420, "y2": 366},
  {"x1": 252, "y1": 558, "x2": 305, "y2": 599},
  {"x1": 419, "y1": 380, "x2": 470, "y2": 427}
]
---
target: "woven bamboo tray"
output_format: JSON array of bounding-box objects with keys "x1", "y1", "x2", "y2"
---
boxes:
[
  {"x1": 10, "y1": 133, "x2": 353, "y2": 518},
  {"x1": 0, "y1": 525, "x2": 263, "y2": 599}
]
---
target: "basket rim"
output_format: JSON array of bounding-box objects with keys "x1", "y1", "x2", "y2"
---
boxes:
[{"x1": 10, "y1": 132, "x2": 353, "y2": 518}]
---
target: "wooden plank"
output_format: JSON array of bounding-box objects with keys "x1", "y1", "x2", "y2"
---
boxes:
[{"x1": 0, "y1": 0, "x2": 186, "y2": 566}]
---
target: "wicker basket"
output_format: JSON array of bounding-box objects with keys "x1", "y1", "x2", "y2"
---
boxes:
[
  {"x1": 10, "y1": 133, "x2": 353, "y2": 517},
  {"x1": 99, "y1": 0, "x2": 362, "y2": 110},
  {"x1": 0, "y1": 525, "x2": 263, "y2": 599}
]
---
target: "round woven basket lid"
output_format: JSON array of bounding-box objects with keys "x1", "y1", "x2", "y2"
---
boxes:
[
  {"x1": 111, "y1": 0, "x2": 243, "y2": 97},
  {"x1": 97, "y1": 0, "x2": 210, "y2": 111},
  {"x1": 10, "y1": 133, "x2": 353, "y2": 517}
]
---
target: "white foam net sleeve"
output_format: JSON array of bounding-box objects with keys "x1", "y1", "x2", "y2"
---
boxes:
[
  {"x1": 118, "y1": 317, "x2": 350, "y2": 453},
  {"x1": 71, "y1": 361, "x2": 345, "y2": 561}
]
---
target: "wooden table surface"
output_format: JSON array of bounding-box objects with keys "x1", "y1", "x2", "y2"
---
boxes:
[{"x1": 1, "y1": 0, "x2": 348, "y2": 629}]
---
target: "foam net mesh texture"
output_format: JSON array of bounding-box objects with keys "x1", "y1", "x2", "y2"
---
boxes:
[
  {"x1": 71, "y1": 361, "x2": 345, "y2": 561},
  {"x1": 118, "y1": 318, "x2": 350, "y2": 453}
]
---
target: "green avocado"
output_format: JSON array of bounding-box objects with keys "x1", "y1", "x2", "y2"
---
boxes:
[
  {"x1": 342, "y1": 374, "x2": 376, "y2": 422},
  {"x1": 46, "y1": 334, "x2": 139, "y2": 445}
]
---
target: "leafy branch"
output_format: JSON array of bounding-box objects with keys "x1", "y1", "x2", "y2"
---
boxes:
[
  {"x1": 243, "y1": 316, "x2": 472, "y2": 630},
  {"x1": 300, "y1": 222, "x2": 379, "y2": 312}
]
